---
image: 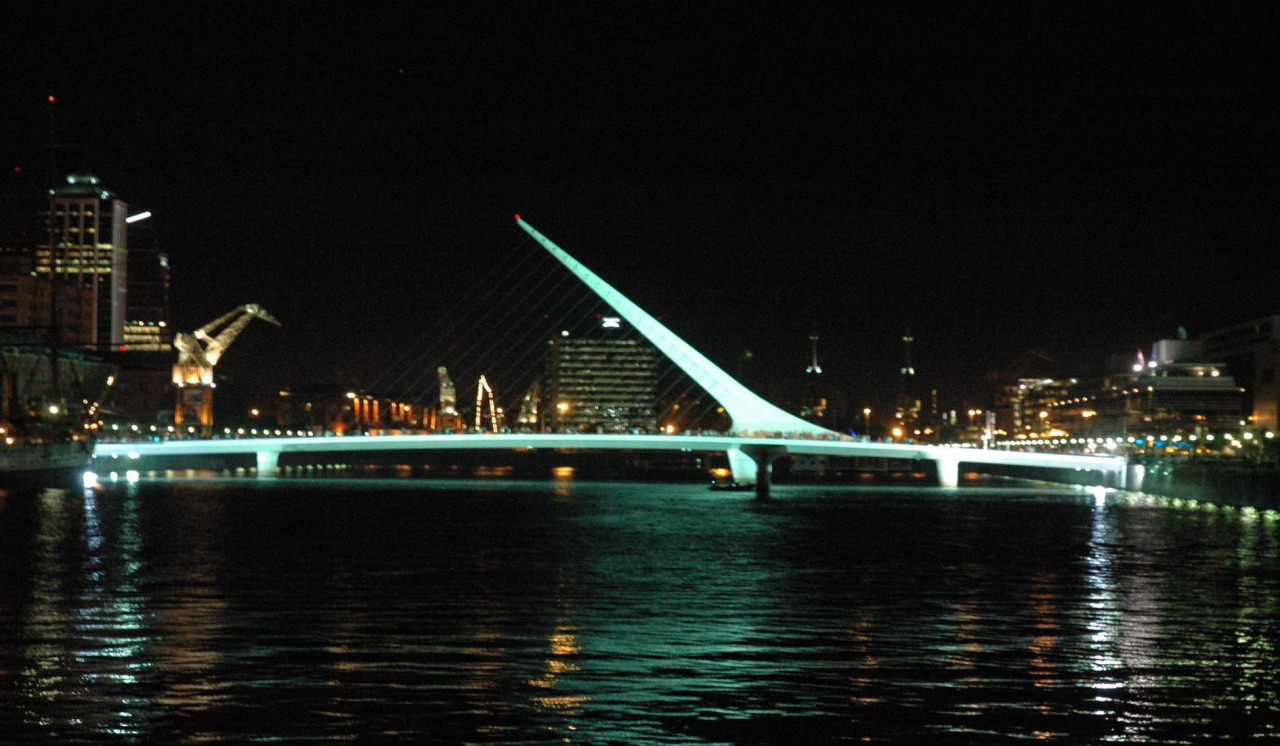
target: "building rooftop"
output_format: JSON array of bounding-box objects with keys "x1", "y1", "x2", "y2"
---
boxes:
[{"x1": 51, "y1": 173, "x2": 117, "y2": 201}]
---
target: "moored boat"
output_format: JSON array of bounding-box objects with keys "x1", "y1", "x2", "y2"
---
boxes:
[
  {"x1": 2, "y1": 333, "x2": 113, "y2": 488},
  {"x1": 0, "y1": 437, "x2": 94, "y2": 487}
]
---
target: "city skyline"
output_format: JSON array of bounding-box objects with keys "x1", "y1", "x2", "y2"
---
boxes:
[{"x1": 4, "y1": 6, "x2": 1277, "y2": 413}]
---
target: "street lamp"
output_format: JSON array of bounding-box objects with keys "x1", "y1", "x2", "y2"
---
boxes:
[{"x1": 863, "y1": 407, "x2": 872, "y2": 441}]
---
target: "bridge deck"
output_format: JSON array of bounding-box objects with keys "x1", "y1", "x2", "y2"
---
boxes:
[{"x1": 94, "y1": 433, "x2": 1128, "y2": 489}]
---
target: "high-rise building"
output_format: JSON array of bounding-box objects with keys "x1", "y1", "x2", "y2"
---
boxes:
[
  {"x1": 121, "y1": 214, "x2": 172, "y2": 352},
  {"x1": 542, "y1": 327, "x2": 657, "y2": 433},
  {"x1": 894, "y1": 329, "x2": 919, "y2": 427},
  {"x1": 35, "y1": 174, "x2": 129, "y2": 347}
]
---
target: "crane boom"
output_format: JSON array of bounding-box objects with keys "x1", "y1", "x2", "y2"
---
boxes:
[
  {"x1": 193, "y1": 307, "x2": 245, "y2": 338},
  {"x1": 174, "y1": 304, "x2": 281, "y2": 386},
  {"x1": 203, "y1": 304, "x2": 280, "y2": 367},
  {"x1": 172, "y1": 304, "x2": 281, "y2": 434}
]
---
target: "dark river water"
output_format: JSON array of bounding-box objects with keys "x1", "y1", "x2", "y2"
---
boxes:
[{"x1": 1, "y1": 476, "x2": 1279, "y2": 744}]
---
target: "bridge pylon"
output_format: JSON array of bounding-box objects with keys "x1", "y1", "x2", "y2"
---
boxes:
[{"x1": 515, "y1": 216, "x2": 836, "y2": 489}]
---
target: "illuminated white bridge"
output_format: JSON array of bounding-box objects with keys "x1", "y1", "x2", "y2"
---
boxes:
[
  {"x1": 93, "y1": 432, "x2": 1129, "y2": 494},
  {"x1": 95, "y1": 217, "x2": 1131, "y2": 495}
]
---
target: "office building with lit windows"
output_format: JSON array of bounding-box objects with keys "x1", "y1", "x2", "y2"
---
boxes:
[
  {"x1": 35, "y1": 174, "x2": 129, "y2": 346},
  {"x1": 997, "y1": 377, "x2": 1079, "y2": 438},
  {"x1": 542, "y1": 331, "x2": 658, "y2": 433}
]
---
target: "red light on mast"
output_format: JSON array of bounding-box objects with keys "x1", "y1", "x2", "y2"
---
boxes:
[
  {"x1": 513, "y1": 213, "x2": 521, "y2": 221},
  {"x1": 47, "y1": 95, "x2": 55, "y2": 103}
]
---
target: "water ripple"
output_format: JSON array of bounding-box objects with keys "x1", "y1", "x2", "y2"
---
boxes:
[{"x1": 1, "y1": 481, "x2": 1278, "y2": 742}]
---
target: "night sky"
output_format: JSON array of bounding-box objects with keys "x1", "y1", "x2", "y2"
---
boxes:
[{"x1": 4, "y1": 5, "x2": 1277, "y2": 417}]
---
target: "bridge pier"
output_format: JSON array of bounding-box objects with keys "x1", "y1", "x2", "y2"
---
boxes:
[
  {"x1": 934, "y1": 452, "x2": 960, "y2": 488},
  {"x1": 729, "y1": 445, "x2": 786, "y2": 499},
  {"x1": 1123, "y1": 463, "x2": 1144, "y2": 491},
  {"x1": 256, "y1": 449, "x2": 281, "y2": 478}
]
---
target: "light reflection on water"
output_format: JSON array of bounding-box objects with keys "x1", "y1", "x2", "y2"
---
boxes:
[{"x1": 1, "y1": 479, "x2": 1279, "y2": 743}]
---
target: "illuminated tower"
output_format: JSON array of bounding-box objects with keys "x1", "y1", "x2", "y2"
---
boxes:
[{"x1": 436, "y1": 366, "x2": 462, "y2": 430}]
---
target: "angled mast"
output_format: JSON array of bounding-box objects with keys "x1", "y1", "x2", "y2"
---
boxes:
[{"x1": 515, "y1": 216, "x2": 834, "y2": 437}]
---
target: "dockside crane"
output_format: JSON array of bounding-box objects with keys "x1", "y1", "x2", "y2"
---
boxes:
[{"x1": 173, "y1": 304, "x2": 281, "y2": 433}]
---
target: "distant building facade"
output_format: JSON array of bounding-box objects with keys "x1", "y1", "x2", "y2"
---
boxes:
[
  {"x1": 264, "y1": 386, "x2": 434, "y2": 435},
  {"x1": 1199, "y1": 316, "x2": 1280, "y2": 432},
  {"x1": 997, "y1": 377, "x2": 1078, "y2": 439},
  {"x1": 0, "y1": 250, "x2": 96, "y2": 343},
  {"x1": 1048, "y1": 338, "x2": 1244, "y2": 443}
]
